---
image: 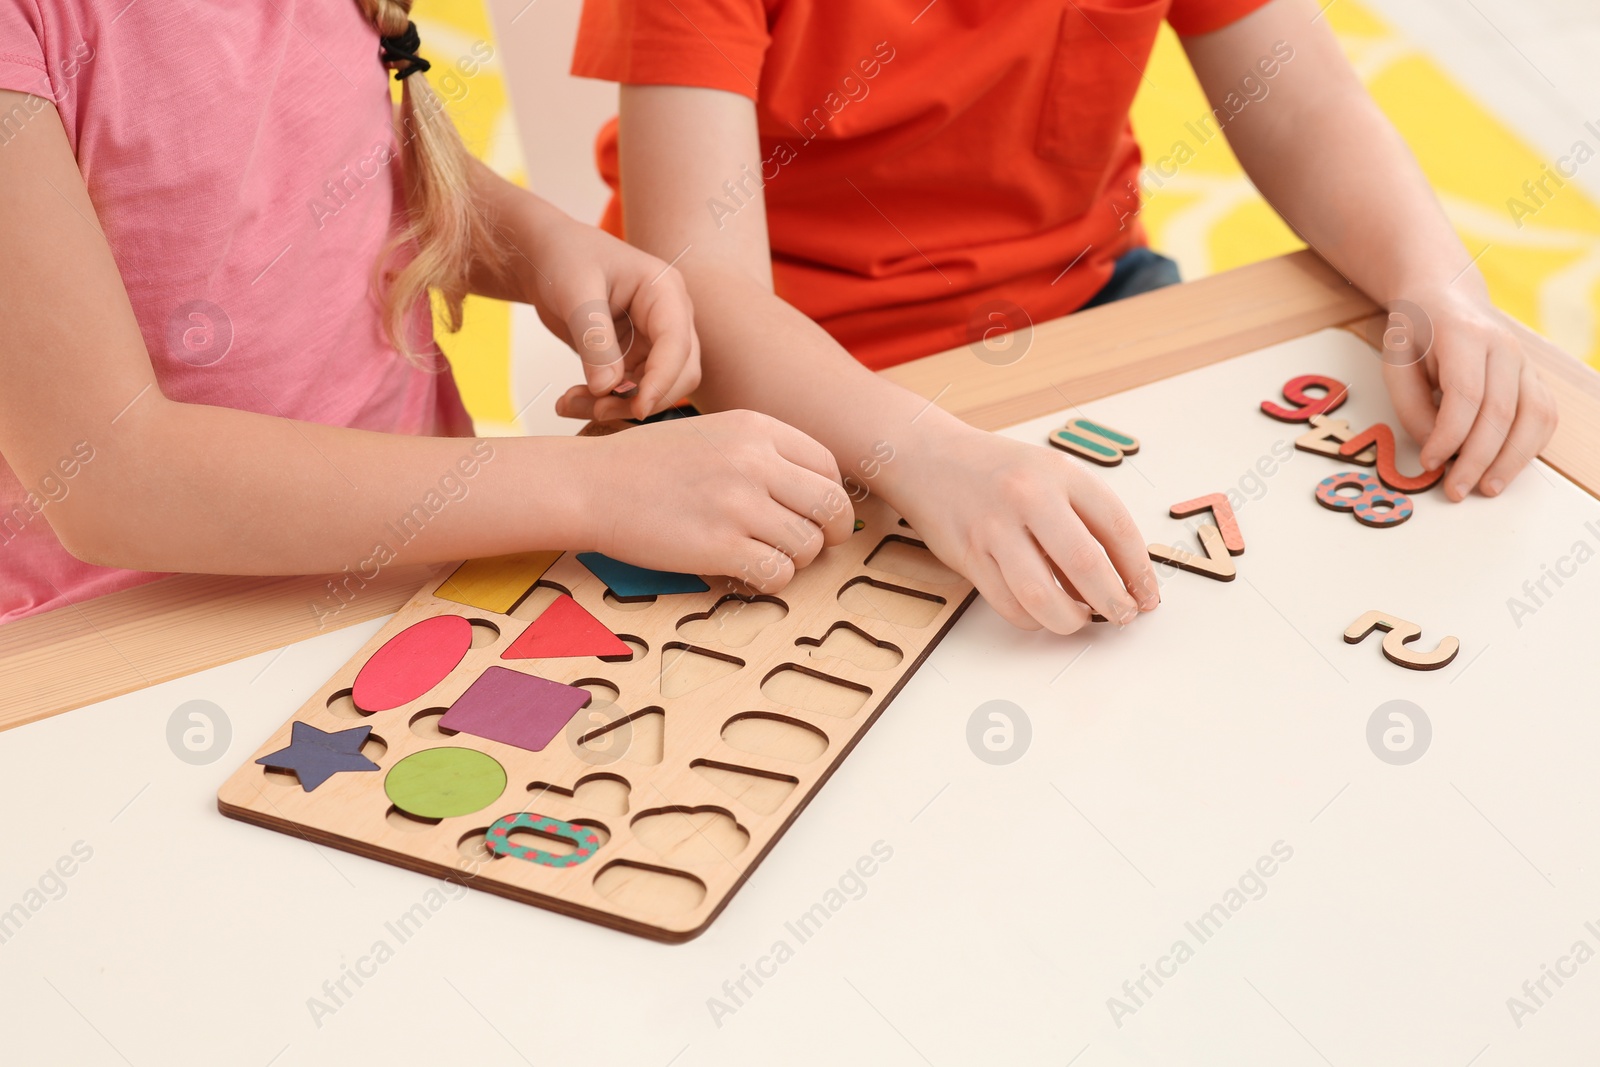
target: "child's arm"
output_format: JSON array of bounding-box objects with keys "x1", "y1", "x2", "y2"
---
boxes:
[
  {"x1": 462, "y1": 159, "x2": 701, "y2": 421},
  {"x1": 1181, "y1": 0, "x2": 1560, "y2": 500},
  {"x1": 566, "y1": 86, "x2": 1158, "y2": 634},
  {"x1": 0, "y1": 93, "x2": 850, "y2": 592}
]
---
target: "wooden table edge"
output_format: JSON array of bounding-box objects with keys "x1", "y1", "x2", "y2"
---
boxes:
[{"x1": 4, "y1": 249, "x2": 1597, "y2": 731}]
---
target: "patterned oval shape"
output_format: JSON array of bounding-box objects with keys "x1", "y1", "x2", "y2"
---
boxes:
[
  {"x1": 485, "y1": 812, "x2": 605, "y2": 868},
  {"x1": 352, "y1": 615, "x2": 473, "y2": 712}
]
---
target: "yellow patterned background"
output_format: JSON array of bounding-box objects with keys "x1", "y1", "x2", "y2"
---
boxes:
[{"x1": 416, "y1": 0, "x2": 1600, "y2": 431}]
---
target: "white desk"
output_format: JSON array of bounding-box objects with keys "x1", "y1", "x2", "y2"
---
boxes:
[{"x1": 4, "y1": 329, "x2": 1598, "y2": 1066}]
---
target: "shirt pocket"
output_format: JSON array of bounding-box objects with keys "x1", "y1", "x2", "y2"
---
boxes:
[{"x1": 1034, "y1": 0, "x2": 1169, "y2": 207}]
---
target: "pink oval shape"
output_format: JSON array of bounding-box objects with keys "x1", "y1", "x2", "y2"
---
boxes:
[{"x1": 352, "y1": 616, "x2": 473, "y2": 712}]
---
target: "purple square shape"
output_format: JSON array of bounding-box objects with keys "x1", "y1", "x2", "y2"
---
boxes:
[{"x1": 438, "y1": 667, "x2": 592, "y2": 753}]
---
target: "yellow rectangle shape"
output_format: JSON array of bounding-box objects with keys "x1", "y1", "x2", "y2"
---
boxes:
[{"x1": 434, "y1": 551, "x2": 562, "y2": 614}]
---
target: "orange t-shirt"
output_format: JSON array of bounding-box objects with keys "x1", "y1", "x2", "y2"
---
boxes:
[{"x1": 573, "y1": 0, "x2": 1274, "y2": 371}]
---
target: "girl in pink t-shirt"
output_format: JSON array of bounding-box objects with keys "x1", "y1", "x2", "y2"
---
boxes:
[{"x1": 0, "y1": 0, "x2": 852, "y2": 622}]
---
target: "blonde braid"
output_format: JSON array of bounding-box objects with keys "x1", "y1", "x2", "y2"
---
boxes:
[{"x1": 355, "y1": 0, "x2": 503, "y2": 365}]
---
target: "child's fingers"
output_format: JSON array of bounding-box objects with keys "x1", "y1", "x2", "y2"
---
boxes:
[
  {"x1": 1383, "y1": 358, "x2": 1439, "y2": 449},
  {"x1": 993, "y1": 535, "x2": 1093, "y2": 635},
  {"x1": 1480, "y1": 361, "x2": 1558, "y2": 494},
  {"x1": 751, "y1": 500, "x2": 827, "y2": 571},
  {"x1": 1064, "y1": 474, "x2": 1159, "y2": 610},
  {"x1": 565, "y1": 296, "x2": 626, "y2": 396},
  {"x1": 632, "y1": 334, "x2": 702, "y2": 420},
  {"x1": 1443, "y1": 340, "x2": 1521, "y2": 500},
  {"x1": 1029, "y1": 515, "x2": 1137, "y2": 627},
  {"x1": 628, "y1": 278, "x2": 700, "y2": 419},
  {"x1": 1419, "y1": 340, "x2": 1484, "y2": 471},
  {"x1": 968, "y1": 553, "x2": 1045, "y2": 632},
  {"x1": 759, "y1": 416, "x2": 845, "y2": 486},
  {"x1": 732, "y1": 537, "x2": 796, "y2": 594},
  {"x1": 765, "y1": 461, "x2": 855, "y2": 549},
  {"x1": 554, "y1": 384, "x2": 603, "y2": 421},
  {"x1": 557, "y1": 377, "x2": 653, "y2": 423}
]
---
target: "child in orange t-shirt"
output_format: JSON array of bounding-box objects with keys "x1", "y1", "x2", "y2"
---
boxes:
[{"x1": 568, "y1": 0, "x2": 1561, "y2": 634}]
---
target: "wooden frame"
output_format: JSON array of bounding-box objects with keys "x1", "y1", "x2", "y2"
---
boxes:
[
  {"x1": 5, "y1": 250, "x2": 1599, "y2": 731},
  {"x1": 217, "y1": 494, "x2": 975, "y2": 941}
]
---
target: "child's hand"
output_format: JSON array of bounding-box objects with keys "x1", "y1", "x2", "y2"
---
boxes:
[
  {"x1": 1383, "y1": 291, "x2": 1559, "y2": 501},
  {"x1": 580, "y1": 410, "x2": 855, "y2": 592},
  {"x1": 525, "y1": 216, "x2": 702, "y2": 422},
  {"x1": 885, "y1": 426, "x2": 1159, "y2": 633}
]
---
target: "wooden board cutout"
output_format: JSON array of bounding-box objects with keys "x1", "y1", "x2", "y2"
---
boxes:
[
  {"x1": 1340, "y1": 423, "x2": 1446, "y2": 493},
  {"x1": 1047, "y1": 418, "x2": 1140, "y2": 466},
  {"x1": 527, "y1": 773, "x2": 631, "y2": 816},
  {"x1": 676, "y1": 596, "x2": 789, "y2": 649},
  {"x1": 577, "y1": 708, "x2": 665, "y2": 766},
  {"x1": 721, "y1": 712, "x2": 830, "y2": 763},
  {"x1": 218, "y1": 492, "x2": 976, "y2": 942},
  {"x1": 837, "y1": 578, "x2": 946, "y2": 627},
  {"x1": 1342, "y1": 610, "x2": 1460, "y2": 671},
  {"x1": 796, "y1": 622, "x2": 904, "y2": 672},
  {"x1": 659, "y1": 644, "x2": 744, "y2": 697},
  {"x1": 690, "y1": 760, "x2": 798, "y2": 815},
  {"x1": 436, "y1": 551, "x2": 563, "y2": 614},
  {"x1": 1295, "y1": 414, "x2": 1376, "y2": 464},
  {"x1": 1148, "y1": 524, "x2": 1238, "y2": 582},
  {"x1": 863, "y1": 536, "x2": 964, "y2": 584},
  {"x1": 1168, "y1": 493, "x2": 1245, "y2": 555}
]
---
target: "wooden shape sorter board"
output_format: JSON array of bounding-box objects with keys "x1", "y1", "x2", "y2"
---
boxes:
[{"x1": 218, "y1": 493, "x2": 975, "y2": 941}]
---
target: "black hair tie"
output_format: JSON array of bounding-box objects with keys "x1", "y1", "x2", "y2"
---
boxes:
[{"x1": 380, "y1": 21, "x2": 431, "y2": 81}]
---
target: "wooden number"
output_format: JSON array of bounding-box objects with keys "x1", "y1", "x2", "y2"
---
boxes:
[
  {"x1": 1168, "y1": 493, "x2": 1244, "y2": 555},
  {"x1": 1148, "y1": 524, "x2": 1237, "y2": 582},
  {"x1": 1295, "y1": 415, "x2": 1376, "y2": 464},
  {"x1": 485, "y1": 812, "x2": 604, "y2": 868},
  {"x1": 1314, "y1": 472, "x2": 1415, "y2": 528},
  {"x1": 1261, "y1": 374, "x2": 1350, "y2": 422},
  {"x1": 1340, "y1": 423, "x2": 1445, "y2": 493},
  {"x1": 1343, "y1": 610, "x2": 1460, "y2": 671},
  {"x1": 1048, "y1": 418, "x2": 1140, "y2": 467}
]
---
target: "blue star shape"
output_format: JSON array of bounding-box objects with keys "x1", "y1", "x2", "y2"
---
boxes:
[{"x1": 256, "y1": 722, "x2": 380, "y2": 792}]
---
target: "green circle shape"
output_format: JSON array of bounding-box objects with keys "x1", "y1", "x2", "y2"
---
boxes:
[{"x1": 385, "y1": 747, "x2": 507, "y2": 819}]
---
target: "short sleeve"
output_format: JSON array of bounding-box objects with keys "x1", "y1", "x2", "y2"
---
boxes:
[
  {"x1": 572, "y1": 0, "x2": 770, "y2": 101},
  {"x1": 0, "y1": 0, "x2": 53, "y2": 101},
  {"x1": 1166, "y1": 0, "x2": 1277, "y2": 37}
]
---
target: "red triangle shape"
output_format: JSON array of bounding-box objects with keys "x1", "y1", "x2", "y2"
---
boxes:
[{"x1": 502, "y1": 594, "x2": 631, "y2": 660}]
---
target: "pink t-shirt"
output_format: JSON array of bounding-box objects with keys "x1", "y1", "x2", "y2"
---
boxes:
[{"x1": 0, "y1": 0, "x2": 475, "y2": 622}]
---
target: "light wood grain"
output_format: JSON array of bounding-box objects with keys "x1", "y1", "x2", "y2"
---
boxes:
[
  {"x1": 6, "y1": 249, "x2": 1599, "y2": 731},
  {"x1": 218, "y1": 495, "x2": 976, "y2": 942},
  {"x1": 880, "y1": 250, "x2": 1375, "y2": 429},
  {"x1": 0, "y1": 565, "x2": 444, "y2": 733}
]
